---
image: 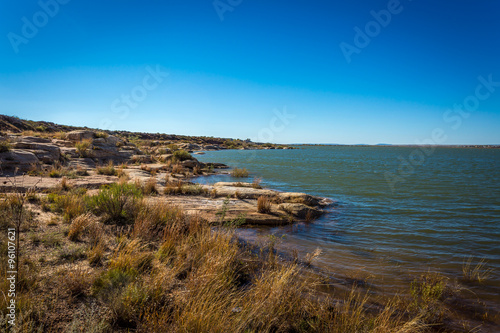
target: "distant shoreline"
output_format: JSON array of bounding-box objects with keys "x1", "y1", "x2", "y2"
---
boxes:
[{"x1": 293, "y1": 144, "x2": 500, "y2": 149}]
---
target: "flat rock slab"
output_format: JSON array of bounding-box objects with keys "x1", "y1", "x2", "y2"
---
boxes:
[
  {"x1": 145, "y1": 196, "x2": 287, "y2": 225},
  {"x1": 0, "y1": 174, "x2": 117, "y2": 192}
]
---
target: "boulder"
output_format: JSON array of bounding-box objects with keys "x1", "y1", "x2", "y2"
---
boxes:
[
  {"x1": 11, "y1": 141, "x2": 61, "y2": 163},
  {"x1": 51, "y1": 139, "x2": 74, "y2": 147},
  {"x1": 11, "y1": 136, "x2": 51, "y2": 144},
  {"x1": 181, "y1": 160, "x2": 200, "y2": 169},
  {"x1": 60, "y1": 147, "x2": 79, "y2": 159},
  {"x1": 178, "y1": 143, "x2": 202, "y2": 151},
  {"x1": 203, "y1": 144, "x2": 221, "y2": 150},
  {"x1": 131, "y1": 155, "x2": 153, "y2": 163},
  {"x1": 105, "y1": 135, "x2": 120, "y2": 146},
  {"x1": 278, "y1": 192, "x2": 320, "y2": 206},
  {"x1": 67, "y1": 130, "x2": 94, "y2": 142},
  {"x1": 89, "y1": 147, "x2": 135, "y2": 164},
  {"x1": 68, "y1": 158, "x2": 96, "y2": 169},
  {"x1": 278, "y1": 203, "x2": 322, "y2": 219},
  {"x1": 159, "y1": 154, "x2": 174, "y2": 163},
  {"x1": 0, "y1": 150, "x2": 40, "y2": 173}
]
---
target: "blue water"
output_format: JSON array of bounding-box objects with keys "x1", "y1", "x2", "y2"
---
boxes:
[{"x1": 193, "y1": 146, "x2": 500, "y2": 303}]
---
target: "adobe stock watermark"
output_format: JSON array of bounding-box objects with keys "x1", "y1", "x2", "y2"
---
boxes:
[
  {"x1": 5, "y1": 228, "x2": 17, "y2": 327},
  {"x1": 100, "y1": 65, "x2": 168, "y2": 131},
  {"x1": 385, "y1": 74, "x2": 500, "y2": 193},
  {"x1": 231, "y1": 106, "x2": 295, "y2": 166},
  {"x1": 339, "y1": 0, "x2": 413, "y2": 64},
  {"x1": 7, "y1": 0, "x2": 71, "y2": 54},
  {"x1": 251, "y1": 107, "x2": 295, "y2": 144},
  {"x1": 213, "y1": 0, "x2": 242, "y2": 21}
]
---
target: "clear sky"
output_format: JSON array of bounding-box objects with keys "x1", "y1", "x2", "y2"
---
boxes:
[{"x1": 1, "y1": 0, "x2": 499, "y2": 144}]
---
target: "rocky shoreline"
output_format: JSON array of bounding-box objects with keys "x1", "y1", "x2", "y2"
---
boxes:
[{"x1": 0, "y1": 128, "x2": 330, "y2": 226}]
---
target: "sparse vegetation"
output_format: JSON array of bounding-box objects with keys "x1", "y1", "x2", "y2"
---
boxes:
[
  {"x1": 231, "y1": 167, "x2": 249, "y2": 178},
  {"x1": 252, "y1": 177, "x2": 263, "y2": 189},
  {"x1": 86, "y1": 182, "x2": 143, "y2": 224},
  {"x1": 75, "y1": 139, "x2": 92, "y2": 157},
  {"x1": 0, "y1": 114, "x2": 494, "y2": 331},
  {"x1": 0, "y1": 139, "x2": 11, "y2": 153},
  {"x1": 173, "y1": 149, "x2": 192, "y2": 161},
  {"x1": 257, "y1": 195, "x2": 272, "y2": 214},
  {"x1": 96, "y1": 161, "x2": 117, "y2": 176},
  {"x1": 462, "y1": 257, "x2": 493, "y2": 283}
]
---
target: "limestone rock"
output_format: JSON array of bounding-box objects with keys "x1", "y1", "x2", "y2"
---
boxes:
[
  {"x1": 159, "y1": 154, "x2": 174, "y2": 163},
  {"x1": 67, "y1": 158, "x2": 96, "y2": 170},
  {"x1": 67, "y1": 130, "x2": 94, "y2": 142},
  {"x1": 52, "y1": 139, "x2": 74, "y2": 147},
  {"x1": 181, "y1": 160, "x2": 200, "y2": 169},
  {"x1": 278, "y1": 203, "x2": 322, "y2": 219},
  {"x1": 131, "y1": 155, "x2": 153, "y2": 163},
  {"x1": 11, "y1": 141, "x2": 61, "y2": 163},
  {"x1": 278, "y1": 192, "x2": 320, "y2": 206},
  {"x1": 0, "y1": 150, "x2": 39, "y2": 173},
  {"x1": 105, "y1": 135, "x2": 120, "y2": 146},
  {"x1": 212, "y1": 183, "x2": 275, "y2": 199}
]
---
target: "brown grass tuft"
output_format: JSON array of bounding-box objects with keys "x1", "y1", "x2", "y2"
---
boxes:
[{"x1": 257, "y1": 195, "x2": 272, "y2": 214}]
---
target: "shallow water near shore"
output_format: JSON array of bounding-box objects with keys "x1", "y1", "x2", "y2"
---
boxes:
[{"x1": 193, "y1": 146, "x2": 500, "y2": 311}]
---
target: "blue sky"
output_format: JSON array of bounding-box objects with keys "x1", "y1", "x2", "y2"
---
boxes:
[{"x1": 1, "y1": 0, "x2": 499, "y2": 144}]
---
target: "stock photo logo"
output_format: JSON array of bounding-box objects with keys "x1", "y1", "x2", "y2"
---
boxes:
[
  {"x1": 100, "y1": 65, "x2": 168, "y2": 131},
  {"x1": 385, "y1": 74, "x2": 500, "y2": 193},
  {"x1": 339, "y1": 0, "x2": 412, "y2": 63},
  {"x1": 213, "y1": 0, "x2": 243, "y2": 21},
  {"x1": 7, "y1": 0, "x2": 71, "y2": 54}
]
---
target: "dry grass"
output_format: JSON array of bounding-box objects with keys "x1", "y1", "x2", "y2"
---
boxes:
[
  {"x1": 304, "y1": 247, "x2": 322, "y2": 267},
  {"x1": 462, "y1": 257, "x2": 493, "y2": 283},
  {"x1": 67, "y1": 213, "x2": 93, "y2": 241},
  {"x1": 252, "y1": 177, "x2": 262, "y2": 189},
  {"x1": 172, "y1": 162, "x2": 183, "y2": 174},
  {"x1": 257, "y1": 195, "x2": 272, "y2": 214},
  {"x1": 0, "y1": 181, "x2": 487, "y2": 332},
  {"x1": 48, "y1": 191, "x2": 86, "y2": 222},
  {"x1": 75, "y1": 139, "x2": 92, "y2": 157},
  {"x1": 59, "y1": 267, "x2": 95, "y2": 297},
  {"x1": 142, "y1": 177, "x2": 158, "y2": 195},
  {"x1": 0, "y1": 139, "x2": 11, "y2": 152},
  {"x1": 231, "y1": 167, "x2": 249, "y2": 178},
  {"x1": 96, "y1": 161, "x2": 117, "y2": 176}
]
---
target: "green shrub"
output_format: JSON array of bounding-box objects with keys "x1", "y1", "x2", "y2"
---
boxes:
[
  {"x1": 0, "y1": 140, "x2": 11, "y2": 153},
  {"x1": 86, "y1": 183, "x2": 143, "y2": 224},
  {"x1": 173, "y1": 150, "x2": 193, "y2": 162},
  {"x1": 75, "y1": 139, "x2": 92, "y2": 157},
  {"x1": 95, "y1": 131, "x2": 109, "y2": 139}
]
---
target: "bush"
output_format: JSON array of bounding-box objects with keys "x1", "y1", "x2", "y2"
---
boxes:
[
  {"x1": 86, "y1": 183, "x2": 143, "y2": 224},
  {"x1": 173, "y1": 150, "x2": 192, "y2": 161},
  {"x1": 257, "y1": 196, "x2": 272, "y2": 214},
  {"x1": 75, "y1": 139, "x2": 92, "y2": 157},
  {"x1": 68, "y1": 213, "x2": 93, "y2": 241},
  {"x1": 142, "y1": 177, "x2": 158, "y2": 195},
  {"x1": 97, "y1": 161, "x2": 117, "y2": 176},
  {"x1": 252, "y1": 177, "x2": 263, "y2": 189},
  {"x1": 95, "y1": 131, "x2": 109, "y2": 139},
  {"x1": 50, "y1": 192, "x2": 86, "y2": 222},
  {"x1": 231, "y1": 167, "x2": 249, "y2": 178},
  {"x1": 0, "y1": 140, "x2": 11, "y2": 153}
]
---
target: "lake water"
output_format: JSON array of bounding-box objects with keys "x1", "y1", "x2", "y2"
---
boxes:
[{"x1": 193, "y1": 146, "x2": 500, "y2": 308}]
